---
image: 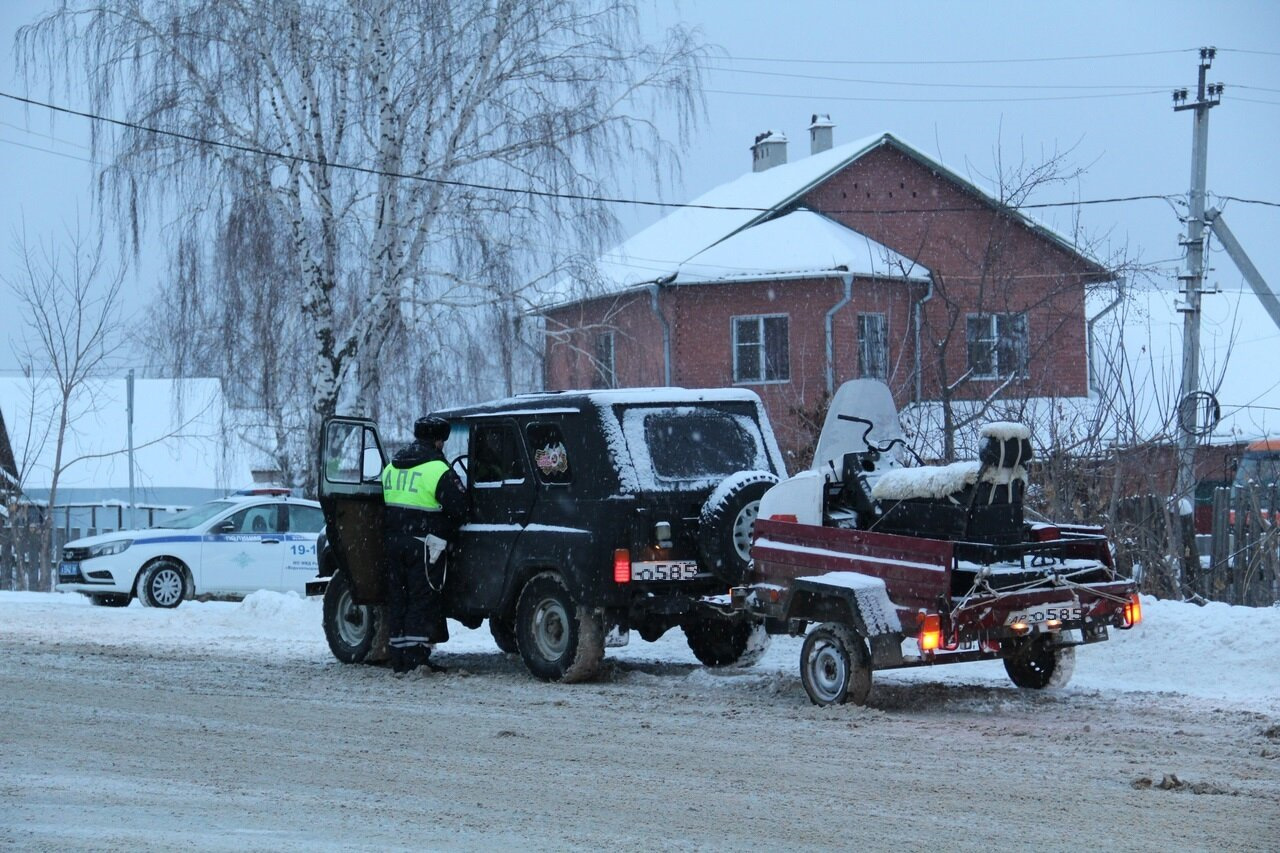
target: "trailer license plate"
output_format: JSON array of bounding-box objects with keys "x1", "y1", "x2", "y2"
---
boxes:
[
  {"x1": 631, "y1": 560, "x2": 699, "y2": 581},
  {"x1": 1005, "y1": 602, "x2": 1082, "y2": 625}
]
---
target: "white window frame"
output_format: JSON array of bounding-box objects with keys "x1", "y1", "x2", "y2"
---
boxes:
[
  {"x1": 857, "y1": 312, "x2": 888, "y2": 381},
  {"x1": 732, "y1": 314, "x2": 790, "y2": 384},
  {"x1": 966, "y1": 312, "x2": 1028, "y2": 379}
]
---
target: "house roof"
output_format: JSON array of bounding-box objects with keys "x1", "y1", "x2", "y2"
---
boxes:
[
  {"x1": 548, "y1": 131, "x2": 1106, "y2": 308},
  {"x1": 673, "y1": 209, "x2": 931, "y2": 285}
]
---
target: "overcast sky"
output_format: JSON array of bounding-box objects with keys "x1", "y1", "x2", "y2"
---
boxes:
[{"x1": 1, "y1": 0, "x2": 1278, "y2": 376}]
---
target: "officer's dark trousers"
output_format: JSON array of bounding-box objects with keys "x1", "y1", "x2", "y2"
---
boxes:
[{"x1": 383, "y1": 530, "x2": 450, "y2": 669}]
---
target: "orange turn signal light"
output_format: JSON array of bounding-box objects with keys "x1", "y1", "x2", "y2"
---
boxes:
[
  {"x1": 1122, "y1": 593, "x2": 1142, "y2": 627},
  {"x1": 919, "y1": 613, "x2": 942, "y2": 652}
]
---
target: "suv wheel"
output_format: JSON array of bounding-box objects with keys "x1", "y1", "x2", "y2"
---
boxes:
[
  {"x1": 515, "y1": 572, "x2": 604, "y2": 683},
  {"x1": 682, "y1": 612, "x2": 770, "y2": 667},
  {"x1": 323, "y1": 569, "x2": 390, "y2": 664},
  {"x1": 698, "y1": 470, "x2": 780, "y2": 584}
]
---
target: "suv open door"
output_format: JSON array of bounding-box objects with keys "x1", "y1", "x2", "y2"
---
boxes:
[{"x1": 318, "y1": 417, "x2": 387, "y2": 604}]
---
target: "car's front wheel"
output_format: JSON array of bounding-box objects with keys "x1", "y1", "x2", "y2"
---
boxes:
[
  {"x1": 323, "y1": 569, "x2": 389, "y2": 664},
  {"x1": 136, "y1": 560, "x2": 188, "y2": 608},
  {"x1": 515, "y1": 572, "x2": 604, "y2": 683}
]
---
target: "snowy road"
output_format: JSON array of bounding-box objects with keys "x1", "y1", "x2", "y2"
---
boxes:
[{"x1": 2, "y1": 591, "x2": 1277, "y2": 851}]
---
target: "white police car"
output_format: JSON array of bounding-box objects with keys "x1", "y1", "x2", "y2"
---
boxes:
[{"x1": 55, "y1": 490, "x2": 324, "y2": 607}]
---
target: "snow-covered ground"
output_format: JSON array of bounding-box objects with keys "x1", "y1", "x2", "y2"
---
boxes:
[
  {"x1": 3, "y1": 590, "x2": 1275, "y2": 710},
  {"x1": 3, "y1": 591, "x2": 1277, "y2": 851}
]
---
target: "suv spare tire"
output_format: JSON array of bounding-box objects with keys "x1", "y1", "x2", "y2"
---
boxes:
[{"x1": 698, "y1": 470, "x2": 780, "y2": 585}]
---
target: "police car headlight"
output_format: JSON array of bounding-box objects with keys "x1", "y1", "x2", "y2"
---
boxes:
[{"x1": 88, "y1": 539, "x2": 133, "y2": 558}]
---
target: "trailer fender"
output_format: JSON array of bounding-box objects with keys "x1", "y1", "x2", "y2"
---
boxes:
[{"x1": 786, "y1": 572, "x2": 902, "y2": 640}]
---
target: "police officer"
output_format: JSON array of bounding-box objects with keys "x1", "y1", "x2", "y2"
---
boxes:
[{"x1": 381, "y1": 414, "x2": 466, "y2": 674}]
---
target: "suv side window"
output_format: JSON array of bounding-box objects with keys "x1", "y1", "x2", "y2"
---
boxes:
[
  {"x1": 527, "y1": 423, "x2": 572, "y2": 485},
  {"x1": 471, "y1": 422, "x2": 527, "y2": 485}
]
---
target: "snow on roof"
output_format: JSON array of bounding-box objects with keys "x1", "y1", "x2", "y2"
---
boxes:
[
  {"x1": 0, "y1": 376, "x2": 257, "y2": 499},
  {"x1": 546, "y1": 131, "x2": 1101, "y2": 309},
  {"x1": 552, "y1": 132, "x2": 891, "y2": 299},
  {"x1": 674, "y1": 210, "x2": 930, "y2": 285}
]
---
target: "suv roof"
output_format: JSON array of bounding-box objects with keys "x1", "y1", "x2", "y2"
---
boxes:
[{"x1": 435, "y1": 386, "x2": 770, "y2": 420}]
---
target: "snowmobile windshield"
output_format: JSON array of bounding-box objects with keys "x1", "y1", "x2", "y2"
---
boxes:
[{"x1": 812, "y1": 379, "x2": 906, "y2": 474}]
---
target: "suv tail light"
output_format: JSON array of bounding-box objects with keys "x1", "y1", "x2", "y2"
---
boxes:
[{"x1": 613, "y1": 549, "x2": 631, "y2": 584}]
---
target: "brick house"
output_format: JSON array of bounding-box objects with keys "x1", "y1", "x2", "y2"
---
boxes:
[{"x1": 542, "y1": 122, "x2": 1112, "y2": 466}]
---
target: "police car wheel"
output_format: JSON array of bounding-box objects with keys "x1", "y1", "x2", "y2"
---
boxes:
[{"x1": 137, "y1": 560, "x2": 188, "y2": 608}]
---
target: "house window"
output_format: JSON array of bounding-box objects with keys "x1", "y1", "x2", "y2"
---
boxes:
[
  {"x1": 857, "y1": 313, "x2": 887, "y2": 380},
  {"x1": 966, "y1": 313, "x2": 1028, "y2": 378},
  {"x1": 594, "y1": 331, "x2": 615, "y2": 389},
  {"x1": 733, "y1": 315, "x2": 789, "y2": 383}
]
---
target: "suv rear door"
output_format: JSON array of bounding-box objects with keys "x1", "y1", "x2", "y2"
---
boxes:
[{"x1": 319, "y1": 418, "x2": 387, "y2": 604}]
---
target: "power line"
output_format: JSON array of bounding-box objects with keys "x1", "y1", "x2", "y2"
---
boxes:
[
  {"x1": 0, "y1": 89, "x2": 1186, "y2": 216},
  {"x1": 695, "y1": 62, "x2": 1178, "y2": 91},
  {"x1": 703, "y1": 48, "x2": 1195, "y2": 67},
  {"x1": 700, "y1": 86, "x2": 1169, "y2": 104},
  {"x1": 1216, "y1": 195, "x2": 1280, "y2": 209}
]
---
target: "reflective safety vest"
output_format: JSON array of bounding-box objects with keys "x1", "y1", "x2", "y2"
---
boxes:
[{"x1": 381, "y1": 459, "x2": 449, "y2": 512}]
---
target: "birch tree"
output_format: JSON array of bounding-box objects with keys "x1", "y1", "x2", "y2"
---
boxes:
[{"x1": 20, "y1": 0, "x2": 704, "y2": 466}]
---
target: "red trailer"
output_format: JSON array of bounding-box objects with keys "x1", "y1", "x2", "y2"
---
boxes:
[{"x1": 731, "y1": 380, "x2": 1141, "y2": 706}]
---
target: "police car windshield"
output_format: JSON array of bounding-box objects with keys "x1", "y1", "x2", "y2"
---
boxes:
[{"x1": 152, "y1": 500, "x2": 237, "y2": 530}]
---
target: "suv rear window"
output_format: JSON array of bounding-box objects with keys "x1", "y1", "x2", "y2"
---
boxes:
[{"x1": 618, "y1": 406, "x2": 772, "y2": 489}]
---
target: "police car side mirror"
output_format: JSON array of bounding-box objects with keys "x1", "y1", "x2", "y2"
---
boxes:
[{"x1": 216, "y1": 520, "x2": 236, "y2": 533}]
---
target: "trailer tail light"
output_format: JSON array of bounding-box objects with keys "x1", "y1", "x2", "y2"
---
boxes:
[
  {"x1": 918, "y1": 613, "x2": 942, "y2": 652},
  {"x1": 613, "y1": 549, "x2": 631, "y2": 584},
  {"x1": 1121, "y1": 593, "x2": 1142, "y2": 627}
]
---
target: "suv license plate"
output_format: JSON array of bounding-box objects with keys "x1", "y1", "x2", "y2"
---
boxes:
[
  {"x1": 1005, "y1": 601, "x2": 1082, "y2": 625},
  {"x1": 632, "y1": 560, "x2": 698, "y2": 581}
]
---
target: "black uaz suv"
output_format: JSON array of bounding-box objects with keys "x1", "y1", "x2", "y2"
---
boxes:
[{"x1": 312, "y1": 387, "x2": 785, "y2": 682}]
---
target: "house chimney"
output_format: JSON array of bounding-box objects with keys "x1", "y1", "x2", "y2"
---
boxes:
[
  {"x1": 809, "y1": 113, "x2": 834, "y2": 155},
  {"x1": 751, "y1": 130, "x2": 788, "y2": 172}
]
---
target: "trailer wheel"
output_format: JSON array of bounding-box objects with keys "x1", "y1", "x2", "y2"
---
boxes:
[
  {"x1": 515, "y1": 572, "x2": 604, "y2": 683},
  {"x1": 682, "y1": 612, "x2": 770, "y2": 667},
  {"x1": 323, "y1": 569, "x2": 389, "y2": 664},
  {"x1": 698, "y1": 470, "x2": 779, "y2": 585},
  {"x1": 1002, "y1": 637, "x2": 1075, "y2": 689},
  {"x1": 800, "y1": 622, "x2": 871, "y2": 706}
]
